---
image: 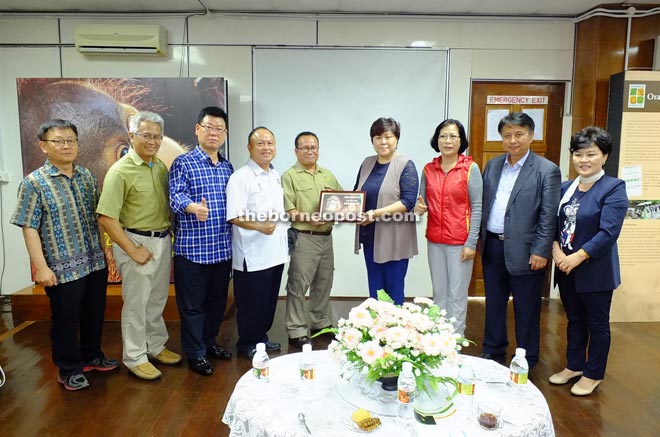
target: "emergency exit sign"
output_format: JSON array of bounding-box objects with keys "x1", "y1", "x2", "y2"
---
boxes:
[{"x1": 487, "y1": 95, "x2": 548, "y2": 104}]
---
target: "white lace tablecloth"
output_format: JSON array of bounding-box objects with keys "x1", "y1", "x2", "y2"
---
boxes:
[{"x1": 222, "y1": 351, "x2": 555, "y2": 437}]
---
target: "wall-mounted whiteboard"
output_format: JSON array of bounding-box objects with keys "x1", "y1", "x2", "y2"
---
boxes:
[
  {"x1": 253, "y1": 47, "x2": 448, "y2": 188},
  {"x1": 253, "y1": 47, "x2": 448, "y2": 297}
]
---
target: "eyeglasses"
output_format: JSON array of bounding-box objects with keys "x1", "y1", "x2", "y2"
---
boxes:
[
  {"x1": 439, "y1": 134, "x2": 460, "y2": 141},
  {"x1": 42, "y1": 138, "x2": 78, "y2": 147},
  {"x1": 296, "y1": 146, "x2": 319, "y2": 152},
  {"x1": 135, "y1": 133, "x2": 163, "y2": 142},
  {"x1": 199, "y1": 124, "x2": 228, "y2": 134}
]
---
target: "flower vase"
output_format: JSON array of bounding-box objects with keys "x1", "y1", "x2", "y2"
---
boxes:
[
  {"x1": 414, "y1": 381, "x2": 455, "y2": 424},
  {"x1": 377, "y1": 375, "x2": 398, "y2": 391}
]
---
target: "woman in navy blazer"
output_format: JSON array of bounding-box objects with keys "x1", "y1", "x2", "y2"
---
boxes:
[{"x1": 549, "y1": 126, "x2": 628, "y2": 396}]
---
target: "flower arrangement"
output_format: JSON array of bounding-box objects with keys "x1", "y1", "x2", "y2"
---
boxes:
[{"x1": 322, "y1": 290, "x2": 469, "y2": 392}]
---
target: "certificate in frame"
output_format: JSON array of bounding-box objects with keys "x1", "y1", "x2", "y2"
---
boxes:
[{"x1": 319, "y1": 190, "x2": 366, "y2": 222}]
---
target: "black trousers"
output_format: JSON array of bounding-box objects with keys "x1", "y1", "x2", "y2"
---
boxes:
[
  {"x1": 173, "y1": 255, "x2": 232, "y2": 359},
  {"x1": 45, "y1": 268, "x2": 109, "y2": 376},
  {"x1": 233, "y1": 263, "x2": 284, "y2": 352},
  {"x1": 558, "y1": 272, "x2": 613, "y2": 380},
  {"x1": 482, "y1": 235, "x2": 544, "y2": 368}
]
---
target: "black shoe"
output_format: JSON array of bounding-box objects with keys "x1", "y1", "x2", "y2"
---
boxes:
[
  {"x1": 83, "y1": 357, "x2": 120, "y2": 373},
  {"x1": 265, "y1": 341, "x2": 281, "y2": 351},
  {"x1": 237, "y1": 346, "x2": 257, "y2": 360},
  {"x1": 479, "y1": 352, "x2": 506, "y2": 365},
  {"x1": 188, "y1": 357, "x2": 213, "y2": 376},
  {"x1": 288, "y1": 336, "x2": 311, "y2": 350},
  {"x1": 207, "y1": 345, "x2": 232, "y2": 360},
  {"x1": 57, "y1": 373, "x2": 90, "y2": 391}
]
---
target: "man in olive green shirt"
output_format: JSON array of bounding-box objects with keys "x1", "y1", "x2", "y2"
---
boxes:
[
  {"x1": 97, "y1": 111, "x2": 182, "y2": 381},
  {"x1": 282, "y1": 131, "x2": 342, "y2": 349}
]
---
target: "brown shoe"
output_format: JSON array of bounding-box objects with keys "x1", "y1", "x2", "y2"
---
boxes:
[
  {"x1": 129, "y1": 362, "x2": 162, "y2": 381},
  {"x1": 570, "y1": 377, "x2": 602, "y2": 396},
  {"x1": 152, "y1": 348, "x2": 182, "y2": 365},
  {"x1": 549, "y1": 368, "x2": 583, "y2": 385}
]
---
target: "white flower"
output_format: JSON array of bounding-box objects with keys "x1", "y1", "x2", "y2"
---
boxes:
[
  {"x1": 402, "y1": 302, "x2": 422, "y2": 314},
  {"x1": 437, "y1": 332, "x2": 457, "y2": 357},
  {"x1": 330, "y1": 291, "x2": 468, "y2": 386},
  {"x1": 339, "y1": 327, "x2": 363, "y2": 349},
  {"x1": 445, "y1": 349, "x2": 459, "y2": 366},
  {"x1": 384, "y1": 326, "x2": 409, "y2": 349},
  {"x1": 409, "y1": 312, "x2": 434, "y2": 332},
  {"x1": 348, "y1": 306, "x2": 375, "y2": 329},
  {"x1": 419, "y1": 333, "x2": 443, "y2": 356},
  {"x1": 368, "y1": 323, "x2": 389, "y2": 343},
  {"x1": 328, "y1": 340, "x2": 346, "y2": 363},
  {"x1": 413, "y1": 297, "x2": 434, "y2": 307},
  {"x1": 358, "y1": 340, "x2": 384, "y2": 365}
]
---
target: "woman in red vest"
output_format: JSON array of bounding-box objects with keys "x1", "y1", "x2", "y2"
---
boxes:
[{"x1": 415, "y1": 119, "x2": 482, "y2": 336}]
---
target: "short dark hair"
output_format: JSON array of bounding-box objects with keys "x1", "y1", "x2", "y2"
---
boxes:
[
  {"x1": 570, "y1": 126, "x2": 612, "y2": 155},
  {"x1": 370, "y1": 117, "x2": 400, "y2": 141},
  {"x1": 429, "y1": 119, "x2": 469, "y2": 154},
  {"x1": 197, "y1": 106, "x2": 227, "y2": 126},
  {"x1": 295, "y1": 131, "x2": 319, "y2": 148},
  {"x1": 37, "y1": 119, "x2": 78, "y2": 140},
  {"x1": 497, "y1": 112, "x2": 535, "y2": 134},
  {"x1": 248, "y1": 126, "x2": 274, "y2": 144}
]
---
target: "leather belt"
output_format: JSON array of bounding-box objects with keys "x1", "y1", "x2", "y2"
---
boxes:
[
  {"x1": 294, "y1": 229, "x2": 332, "y2": 236},
  {"x1": 126, "y1": 228, "x2": 170, "y2": 238},
  {"x1": 487, "y1": 231, "x2": 505, "y2": 241}
]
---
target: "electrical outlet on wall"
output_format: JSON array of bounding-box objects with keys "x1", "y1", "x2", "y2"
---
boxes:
[{"x1": 0, "y1": 171, "x2": 11, "y2": 183}]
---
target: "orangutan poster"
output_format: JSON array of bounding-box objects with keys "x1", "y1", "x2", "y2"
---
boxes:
[{"x1": 16, "y1": 77, "x2": 228, "y2": 282}]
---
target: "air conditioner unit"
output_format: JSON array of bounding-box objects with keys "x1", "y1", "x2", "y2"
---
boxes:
[{"x1": 74, "y1": 24, "x2": 167, "y2": 56}]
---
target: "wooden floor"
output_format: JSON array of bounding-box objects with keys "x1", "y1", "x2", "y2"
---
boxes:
[{"x1": 0, "y1": 297, "x2": 658, "y2": 437}]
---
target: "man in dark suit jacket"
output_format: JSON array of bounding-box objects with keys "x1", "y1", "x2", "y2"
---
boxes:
[{"x1": 480, "y1": 112, "x2": 561, "y2": 369}]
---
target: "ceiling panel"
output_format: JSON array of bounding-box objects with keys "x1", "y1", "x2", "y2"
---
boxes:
[{"x1": 0, "y1": 0, "x2": 658, "y2": 17}]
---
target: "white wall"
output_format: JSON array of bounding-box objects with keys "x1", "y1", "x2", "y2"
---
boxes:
[{"x1": 0, "y1": 14, "x2": 574, "y2": 297}]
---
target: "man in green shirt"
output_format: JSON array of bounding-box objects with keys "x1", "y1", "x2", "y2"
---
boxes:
[
  {"x1": 97, "y1": 111, "x2": 182, "y2": 381},
  {"x1": 282, "y1": 131, "x2": 342, "y2": 349}
]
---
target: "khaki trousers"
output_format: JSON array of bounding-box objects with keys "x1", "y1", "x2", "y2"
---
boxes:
[
  {"x1": 113, "y1": 232, "x2": 171, "y2": 368},
  {"x1": 285, "y1": 232, "x2": 334, "y2": 338}
]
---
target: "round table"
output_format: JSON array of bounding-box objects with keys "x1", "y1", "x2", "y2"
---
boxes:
[{"x1": 222, "y1": 350, "x2": 555, "y2": 437}]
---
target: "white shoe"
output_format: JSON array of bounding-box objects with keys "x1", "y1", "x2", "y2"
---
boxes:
[
  {"x1": 570, "y1": 377, "x2": 602, "y2": 396},
  {"x1": 549, "y1": 368, "x2": 583, "y2": 385}
]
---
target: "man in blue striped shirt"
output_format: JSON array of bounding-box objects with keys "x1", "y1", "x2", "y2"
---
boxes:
[{"x1": 169, "y1": 106, "x2": 234, "y2": 375}]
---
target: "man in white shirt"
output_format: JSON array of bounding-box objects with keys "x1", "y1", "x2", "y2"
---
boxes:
[{"x1": 226, "y1": 127, "x2": 288, "y2": 359}]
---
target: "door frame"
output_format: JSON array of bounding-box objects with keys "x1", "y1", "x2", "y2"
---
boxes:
[{"x1": 468, "y1": 80, "x2": 568, "y2": 298}]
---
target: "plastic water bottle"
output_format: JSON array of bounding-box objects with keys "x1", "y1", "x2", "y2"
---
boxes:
[
  {"x1": 397, "y1": 362, "x2": 416, "y2": 428},
  {"x1": 299, "y1": 343, "x2": 315, "y2": 400},
  {"x1": 509, "y1": 347, "x2": 529, "y2": 386},
  {"x1": 457, "y1": 360, "x2": 475, "y2": 418},
  {"x1": 299, "y1": 343, "x2": 315, "y2": 381},
  {"x1": 252, "y1": 342, "x2": 270, "y2": 382}
]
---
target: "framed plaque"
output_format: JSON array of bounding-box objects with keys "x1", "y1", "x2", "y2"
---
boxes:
[{"x1": 319, "y1": 190, "x2": 366, "y2": 222}]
